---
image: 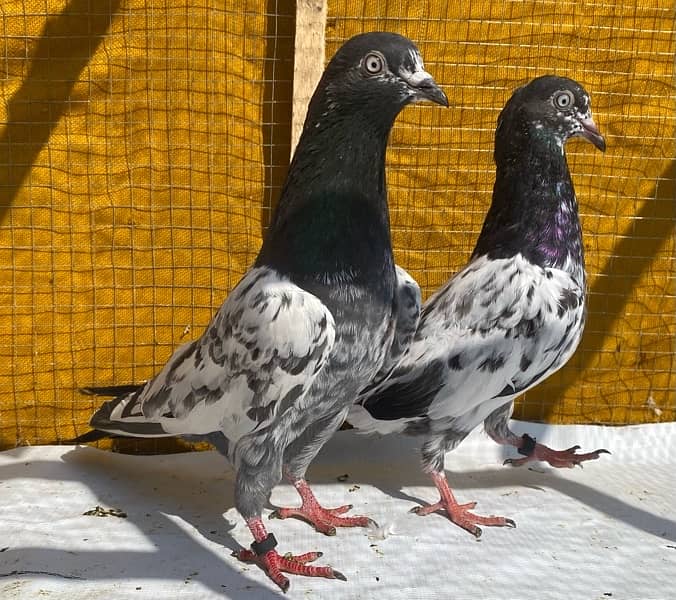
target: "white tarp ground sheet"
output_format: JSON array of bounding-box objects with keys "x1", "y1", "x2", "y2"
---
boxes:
[{"x1": 1, "y1": 421, "x2": 675, "y2": 599}]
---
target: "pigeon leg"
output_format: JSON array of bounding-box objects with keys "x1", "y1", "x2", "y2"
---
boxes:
[
  {"x1": 270, "y1": 473, "x2": 376, "y2": 536},
  {"x1": 484, "y1": 404, "x2": 609, "y2": 468},
  {"x1": 411, "y1": 471, "x2": 515, "y2": 538},
  {"x1": 501, "y1": 433, "x2": 610, "y2": 468},
  {"x1": 234, "y1": 518, "x2": 346, "y2": 592}
]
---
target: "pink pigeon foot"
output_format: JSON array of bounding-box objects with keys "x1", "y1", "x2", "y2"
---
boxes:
[
  {"x1": 270, "y1": 477, "x2": 376, "y2": 536},
  {"x1": 234, "y1": 518, "x2": 346, "y2": 592},
  {"x1": 504, "y1": 433, "x2": 610, "y2": 468},
  {"x1": 411, "y1": 471, "x2": 515, "y2": 538}
]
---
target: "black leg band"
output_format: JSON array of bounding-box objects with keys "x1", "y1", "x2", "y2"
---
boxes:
[
  {"x1": 250, "y1": 533, "x2": 278, "y2": 556},
  {"x1": 518, "y1": 433, "x2": 537, "y2": 456}
]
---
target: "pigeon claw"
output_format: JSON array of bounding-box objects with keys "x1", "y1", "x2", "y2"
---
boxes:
[
  {"x1": 508, "y1": 440, "x2": 611, "y2": 469},
  {"x1": 332, "y1": 569, "x2": 348, "y2": 582},
  {"x1": 234, "y1": 547, "x2": 345, "y2": 592},
  {"x1": 271, "y1": 503, "x2": 375, "y2": 536},
  {"x1": 414, "y1": 473, "x2": 515, "y2": 538},
  {"x1": 410, "y1": 499, "x2": 512, "y2": 538}
]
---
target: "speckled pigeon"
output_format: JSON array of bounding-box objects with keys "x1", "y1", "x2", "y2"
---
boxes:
[
  {"x1": 73, "y1": 32, "x2": 447, "y2": 590},
  {"x1": 348, "y1": 75, "x2": 608, "y2": 537}
]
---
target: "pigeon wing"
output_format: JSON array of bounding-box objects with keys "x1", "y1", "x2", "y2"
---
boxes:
[
  {"x1": 89, "y1": 267, "x2": 336, "y2": 447},
  {"x1": 363, "y1": 265, "x2": 421, "y2": 392},
  {"x1": 352, "y1": 254, "x2": 584, "y2": 431},
  {"x1": 419, "y1": 253, "x2": 584, "y2": 423}
]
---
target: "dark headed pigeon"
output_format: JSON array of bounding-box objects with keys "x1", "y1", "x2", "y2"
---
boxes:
[
  {"x1": 75, "y1": 32, "x2": 447, "y2": 590},
  {"x1": 348, "y1": 75, "x2": 608, "y2": 537}
]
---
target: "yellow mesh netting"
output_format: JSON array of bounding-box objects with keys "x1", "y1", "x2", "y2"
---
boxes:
[
  {"x1": 328, "y1": 0, "x2": 676, "y2": 425},
  {"x1": 0, "y1": 1, "x2": 674, "y2": 450},
  {"x1": 0, "y1": 1, "x2": 292, "y2": 448}
]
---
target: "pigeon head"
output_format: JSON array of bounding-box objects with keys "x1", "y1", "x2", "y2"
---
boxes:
[
  {"x1": 305, "y1": 32, "x2": 448, "y2": 133},
  {"x1": 475, "y1": 75, "x2": 605, "y2": 270},
  {"x1": 259, "y1": 33, "x2": 446, "y2": 292},
  {"x1": 497, "y1": 75, "x2": 606, "y2": 155},
  {"x1": 278, "y1": 32, "x2": 448, "y2": 206}
]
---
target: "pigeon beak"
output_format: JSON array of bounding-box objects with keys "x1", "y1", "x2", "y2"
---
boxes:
[
  {"x1": 402, "y1": 69, "x2": 449, "y2": 107},
  {"x1": 577, "y1": 115, "x2": 606, "y2": 152}
]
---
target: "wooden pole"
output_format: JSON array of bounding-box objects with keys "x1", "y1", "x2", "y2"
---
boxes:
[{"x1": 291, "y1": 0, "x2": 328, "y2": 157}]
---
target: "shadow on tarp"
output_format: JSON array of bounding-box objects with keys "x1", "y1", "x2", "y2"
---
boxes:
[
  {"x1": 2, "y1": 423, "x2": 674, "y2": 598},
  {"x1": 0, "y1": 446, "x2": 284, "y2": 599},
  {"x1": 0, "y1": 0, "x2": 121, "y2": 224},
  {"x1": 305, "y1": 429, "x2": 676, "y2": 544}
]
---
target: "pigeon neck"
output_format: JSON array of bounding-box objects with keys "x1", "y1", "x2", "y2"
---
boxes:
[
  {"x1": 473, "y1": 131, "x2": 584, "y2": 274},
  {"x1": 286, "y1": 107, "x2": 393, "y2": 205},
  {"x1": 256, "y1": 110, "x2": 395, "y2": 291}
]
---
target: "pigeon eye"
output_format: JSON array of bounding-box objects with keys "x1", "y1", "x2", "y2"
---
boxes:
[
  {"x1": 553, "y1": 90, "x2": 574, "y2": 110},
  {"x1": 363, "y1": 52, "x2": 385, "y2": 75}
]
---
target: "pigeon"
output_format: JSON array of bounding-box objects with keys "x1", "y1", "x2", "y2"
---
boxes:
[
  {"x1": 347, "y1": 75, "x2": 608, "y2": 537},
  {"x1": 81, "y1": 265, "x2": 422, "y2": 409},
  {"x1": 366, "y1": 265, "x2": 422, "y2": 388},
  {"x1": 73, "y1": 32, "x2": 447, "y2": 591}
]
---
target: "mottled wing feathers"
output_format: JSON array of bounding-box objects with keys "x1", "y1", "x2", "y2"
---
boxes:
[
  {"x1": 364, "y1": 265, "x2": 421, "y2": 391},
  {"x1": 425, "y1": 254, "x2": 585, "y2": 406},
  {"x1": 387, "y1": 265, "x2": 422, "y2": 368},
  {"x1": 352, "y1": 253, "x2": 584, "y2": 433},
  {"x1": 90, "y1": 267, "x2": 336, "y2": 446}
]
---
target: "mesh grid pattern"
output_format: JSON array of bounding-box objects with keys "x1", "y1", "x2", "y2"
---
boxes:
[
  {"x1": 0, "y1": 1, "x2": 674, "y2": 449},
  {"x1": 327, "y1": 1, "x2": 676, "y2": 425},
  {"x1": 0, "y1": 1, "x2": 291, "y2": 447}
]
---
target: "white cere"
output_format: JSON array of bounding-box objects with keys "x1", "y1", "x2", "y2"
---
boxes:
[
  {"x1": 399, "y1": 49, "x2": 429, "y2": 86},
  {"x1": 407, "y1": 48, "x2": 425, "y2": 73}
]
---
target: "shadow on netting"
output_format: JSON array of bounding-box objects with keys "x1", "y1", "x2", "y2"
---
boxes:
[
  {"x1": 0, "y1": 0, "x2": 122, "y2": 224},
  {"x1": 541, "y1": 159, "x2": 676, "y2": 422},
  {"x1": 260, "y1": 0, "x2": 295, "y2": 233}
]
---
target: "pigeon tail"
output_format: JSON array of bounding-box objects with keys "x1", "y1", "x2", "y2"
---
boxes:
[
  {"x1": 87, "y1": 391, "x2": 172, "y2": 438},
  {"x1": 80, "y1": 383, "x2": 144, "y2": 397}
]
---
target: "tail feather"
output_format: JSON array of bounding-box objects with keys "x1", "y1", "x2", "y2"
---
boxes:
[
  {"x1": 60, "y1": 381, "x2": 173, "y2": 445},
  {"x1": 79, "y1": 383, "x2": 145, "y2": 397},
  {"x1": 81, "y1": 382, "x2": 163, "y2": 435},
  {"x1": 86, "y1": 391, "x2": 172, "y2": 438},
  {"x1": 65, "y1": 429, "x2": 116, "y2": 444}
]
